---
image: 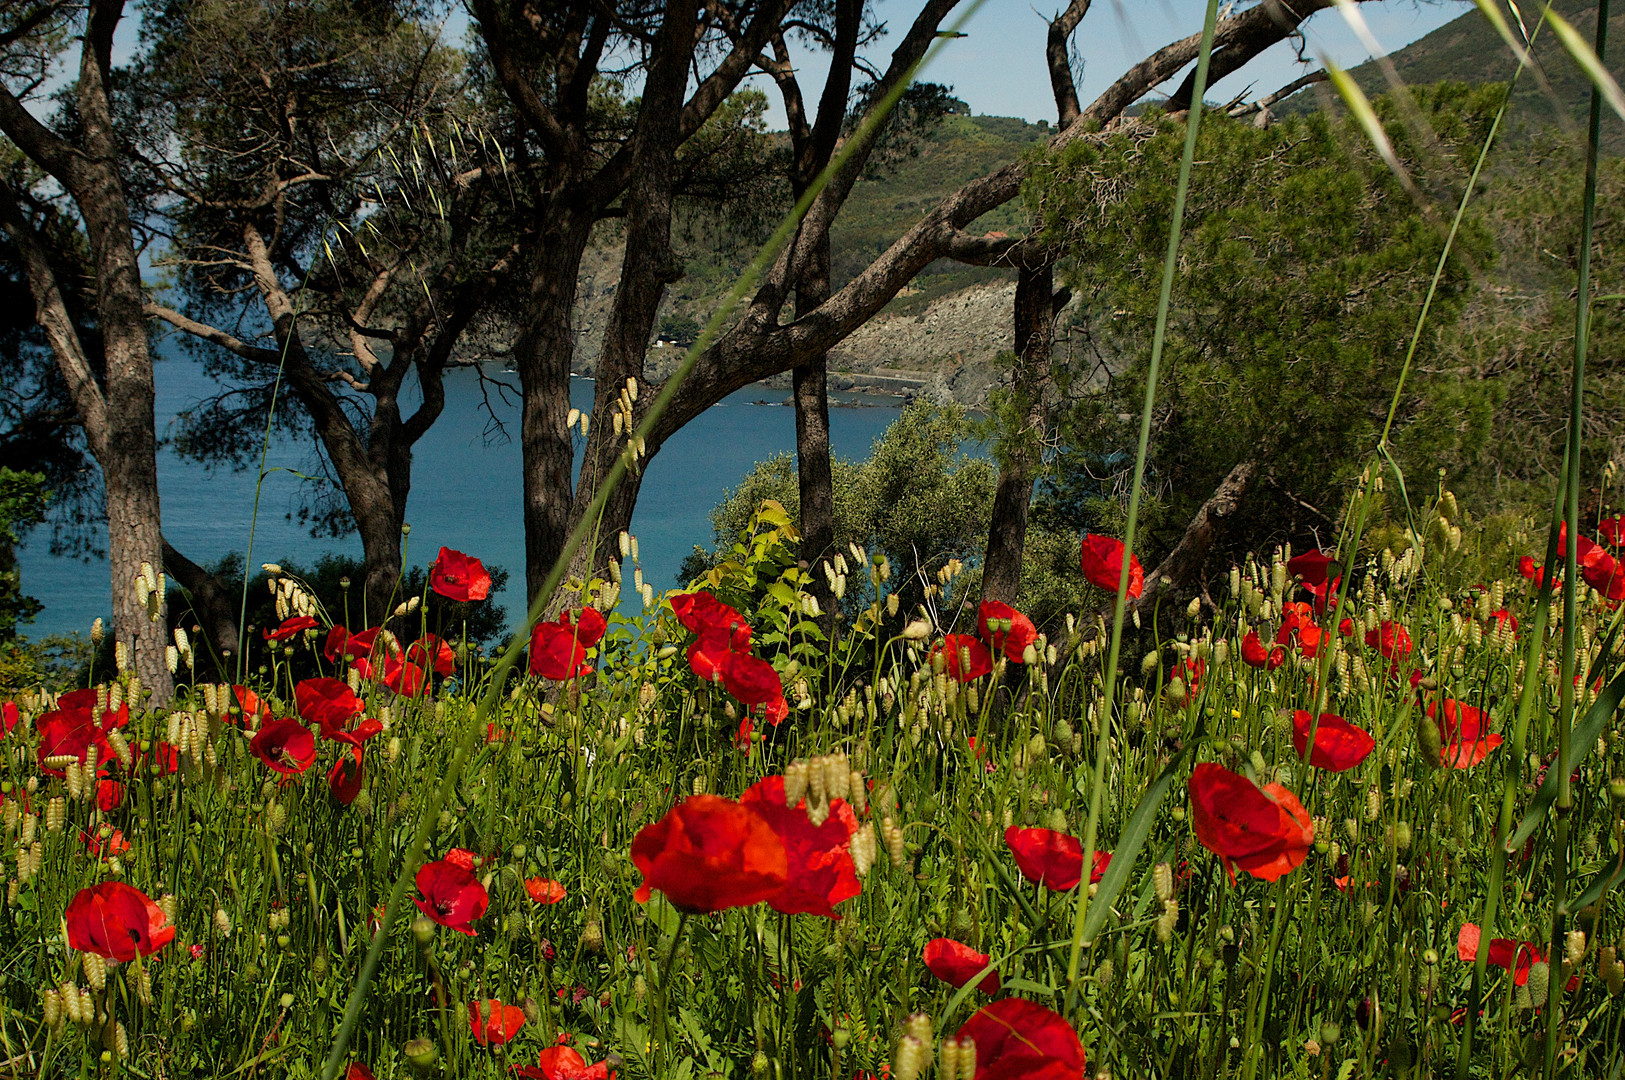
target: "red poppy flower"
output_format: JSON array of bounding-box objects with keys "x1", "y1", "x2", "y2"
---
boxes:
[
  {"x1": 414, "y1": 858, "x2": 489, "y2": 935},
  {"x1": 264, "y1": 615, "x2": 319, "y2": 642},
  {"x1": 1601, "y1": 515, "x2": 1625, "y2": 546},
  {"x1": 740, "y1": 777, "x2": 861, "y2": 919},
  {"x1": 468, "y1": 998, "x2": 525, "y2": 1046},
  {"x1": 249, "y1": 718, "x2": 317, "y2": 775},
  {"x1": 1578, "y1": 538, "x2": 1625, "y2": 600},
  {"x1": 955, "y1": 998, "x2": 1085, "y2": 1080},
  {"x1": 525, "y1": 877, "x2": 567, "y2": 905},
  {"x1": 1080, "y1": 534, "x2": 1143, "y2": 599},
  {"x1": 1004, "y1": 826, "x2": 1084, "y2": 891},
  {"x1": 96, "y1": 777, "x2": 126, "y2": 811},
  {"x1": 1301, "y1": 575, "x2": 1343, "y2": 616},
  {"x1": 1428, "y1": 699, "x2": 1503, "y2": 768},
  {"x1": 1365, "y1": 620, "x2": 1412, "y2": 660},
  {"x1": 1489, "y1": 608, "x2": 1518, "y2": 633},
  {"x1": 81, "y1": 827, "x2": 132, "y2": 860},
  {"x1": 720, "y1": 652, "x2": 787, "y2": 724},
  {"x1": 324, "y1": 626, "x2": 381, "y2": 664},
  {"x1": 371, "y1": 653, "x2": 425, "y2": 697},
  {"x1": 430, "y1": 547, "x2": 492, "y2": 603},
  {"x1": 934, "y1": 634, "x2": 992, "y2": 682},
  {"x1": 1292, "y1": 711, "x2": 1375, "y2": 772},
  {"x1": 1188, "y1": 763, "x2": 1313, "y2": 885},
  {"x1": 443, "y1": 847, "x2": 482, "y2": 871},
  {"x1": 670, "y1": 591, "x2": 748, "y2": 638},
  {"x1": 2, "y1": 700, "x2": 16, "y2": 736},
  {"x1": 295, "y1": 677, "x2": 363, "y2": 730},
  {"x1": 64, "y1": 881, "x2": 176, "y2": 961},
  {"x1": 58, "y1": 688, "x2": 130, "y2": 732},
  {"x1": 977, "y1": 601, "x2": 1038, "y2": 664},
  {"x1": 1240, "y1": 630, "x2": 1285, "y2": 670},
  {"x1": 406, "y1": 634, "x2": 457, "y2": 677},
  {"x1": 230, "y1": 685, "x2": 272, "y2": 725},
  {"x1": 1287, "y1": 548, "x2": 1333, "y2": 587},
  {"x1": 35, "y1": 707, "x2": 106, "y2": 777},
  {"x1": 631, "y1": 795, "x2": 789, "y2": 914},
  {"x1": 687, "y1": 622, "x2": 752, "y2": 682},
  {"x1": 1277, "y1": 602, "x2": 1325, "y2": 659},
  {"x1": 326, "y1": 733, "x2": 365, "y2": 805},
  {"x1": 529, "y1": 607, "x2": 608, "y2": 680},
  {"x1": 923, "y1": 938, "x2": 1000, "y2": 993},
  {"x1": 1091, "y1": 850, "x2": 1112, "y2": 883},
  {"x1": 1456, "y1": 923, "x2": 1539, "y2": 986},
  {"x1": 514, "y1": 1046, "x2": 616, "y2": 1080},
  {"x1": 346, "y1": 1067, "x2": 376, "y2": 1080}
]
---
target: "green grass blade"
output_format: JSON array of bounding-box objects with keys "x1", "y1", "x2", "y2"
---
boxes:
[
  {"x1": 1547, "y1": 7, "x2": 1625, "y2": 123},
  {"x1": 1507, "y1": 670, "x2": 1625, "y2": 853},
  {"x1": 1080, "y1": 747, "x2": 1188, "y2": 945}
]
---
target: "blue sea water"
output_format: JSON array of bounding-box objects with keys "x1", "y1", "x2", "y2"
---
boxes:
[{"x1": 17, "y1": 351, "x2": 906, "y2": 639}]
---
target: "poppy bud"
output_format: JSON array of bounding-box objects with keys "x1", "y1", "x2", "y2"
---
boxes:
[
  {"x1": 581, "y1": 919, "x2": 603, "y2": 954},
  {"x1": 1527, "y1": 961, "x2": 1550, "y2": 1003},
  {"x1": 404, "y1": 1037, "x2": 438, "y2": 1070},
  {"x1": 1391, "y1": 821, "x2": 1412, "y2": 853},
  {"x1": 750, "y1": 1050, "x2": 771, "y2": 1077},
  {"x1": 1319, "y1": 1022, "x2": 1340, "y2": 1047}
]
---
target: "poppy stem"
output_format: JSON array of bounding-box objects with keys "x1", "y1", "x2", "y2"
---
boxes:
[{"x1": 651, "y1": 910, "x2": 690, "y2": 1074}]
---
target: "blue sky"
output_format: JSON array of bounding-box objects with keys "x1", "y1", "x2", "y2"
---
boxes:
[{"x1": 750, "y1": 0, "x2": 1478, "y2": 127}]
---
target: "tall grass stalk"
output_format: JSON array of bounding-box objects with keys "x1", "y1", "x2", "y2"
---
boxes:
[
  {"x1": 1063, "y1": 0, "x2": 1220, "y2": 1014},
  {"x1": 316, "y1": 5, "x2": 991, "y2": 1073},
  {"x1": 1544, "y1": 0, "x2": 1607, "y2": 1072}
]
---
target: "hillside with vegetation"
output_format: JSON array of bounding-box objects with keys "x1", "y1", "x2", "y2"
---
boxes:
[{"x1": 1284, "y1": 0, "x2": 1625, "y2": 148}]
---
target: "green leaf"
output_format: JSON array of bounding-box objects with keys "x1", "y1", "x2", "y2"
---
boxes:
[
  {"x1": 1081, "y1": 748, "x2": 1187, "y2": 944},
  {"x1": 1506, "y1": 671, "x2": 1625, "y2": 853},
  {"x1": 1565, "y1": 842, "x2": 1625, "y2": 914}
]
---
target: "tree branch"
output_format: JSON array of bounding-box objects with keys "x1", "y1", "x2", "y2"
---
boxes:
[
  {"x1": 0, "y1": 180, "x2": 107, "y2": 456},
  {"x1": 143, "y1": 302, "x2": 282, "y2": 364},
  {"x1": 1046, "y1": 0, "x2": 1092, "y2": 127},
  {"x1": 469, "y1": 0, "x2": 569, "y2": 157}
]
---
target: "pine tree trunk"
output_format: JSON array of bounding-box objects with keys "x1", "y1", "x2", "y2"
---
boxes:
[
  {"x1": 793, "y1": 236, "x2": 837, "y2": 634},
  {"x1": 518, "y1": 208, "x2": 594, "y2": 605},
  {"x1": 980, "y1": 263, "x2": 1054, "y2": 607},
  {"x1": 73, "y1": 6, "x2": 172, "y2": 702}
]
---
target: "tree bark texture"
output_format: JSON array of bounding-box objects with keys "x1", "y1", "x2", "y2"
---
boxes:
[
  {"x1": 0, "y1": 0, "x2": 172, "y2": 701},
  {"x1": 1132, "y1": 459, "x2": 1258, "y2": 613},
  {"x1": 793, "y1": 235, "x2": 837, "y2": 632},
  {"x1": 979, "y1": 263, "x2": 1054, "y2": 606}
]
